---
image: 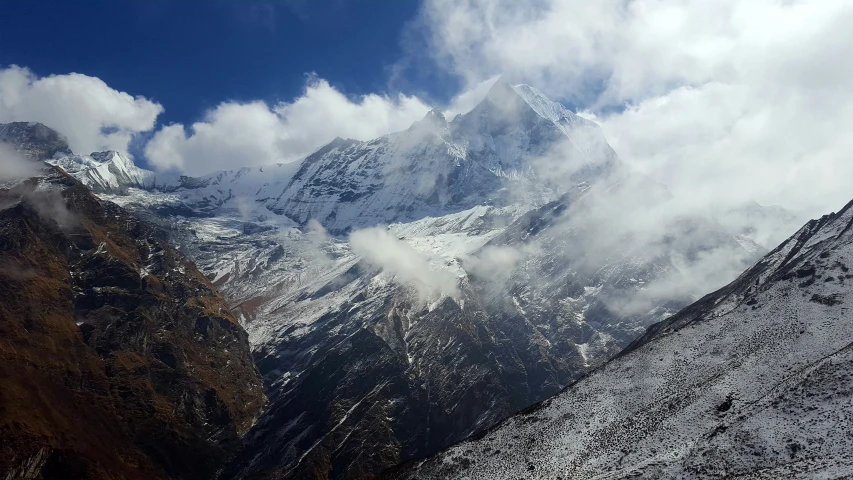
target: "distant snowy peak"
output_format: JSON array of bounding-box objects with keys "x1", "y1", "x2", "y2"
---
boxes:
[
  {"x1": 270, "y1": 80, "x2": 622, "y2": 232},
  {"x1": 413, "y1": 108, "x2": 449, "y2": 129},
  {"x1": 465, "y1": 78, "x2": 597, "y2": 130},
  {"x1": 48, "y1": 150, "x2": 159, "y2": 194},
  {"x1": 510, "y1": 83, "x2": 572, "y2": 123}
]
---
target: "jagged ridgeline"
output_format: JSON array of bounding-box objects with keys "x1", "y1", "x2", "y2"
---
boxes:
[{"x1": 0, "y1": 133, "x2": 264, "y2": 479}]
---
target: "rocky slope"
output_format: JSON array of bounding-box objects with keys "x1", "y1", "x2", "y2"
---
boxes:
[
  {"x1": 0, "y1": 151, "x2": 264, "y2": 478},
  {"x1": 385, "y1": 198, "x2": 853, "y2": 479}
]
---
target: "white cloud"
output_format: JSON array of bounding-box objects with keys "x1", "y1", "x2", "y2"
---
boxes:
[
  {"x1": 443, "y1": 75, "x2": 501, "y2": 120},
  {"x1": 0, "y1": 143, "x2": 39, "y2": 182},
  {"x1": 0, "y1": 65, "x2": 163, "y2": 156},
  {"x1": 145, "y1": 77, "x2": 431, "y2": 175},
  {"x1": 349, "y1": 227, "x2": 459, "y2": 300},
  {"x1": 417, "y1": 0, "x2": 853, "y2": 217}
]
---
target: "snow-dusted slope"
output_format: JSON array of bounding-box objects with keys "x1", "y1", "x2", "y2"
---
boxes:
[
  {"x1": 159, "y1": 162, "x2": 302, "y2": 217},
  {"x1": 387, "y1": 198, "x2": 853, "y2": 480}
]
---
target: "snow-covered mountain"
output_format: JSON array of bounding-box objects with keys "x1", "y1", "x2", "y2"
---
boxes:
[
  {"x1": 1, "y1": 80, "x2": 801, "y2": 480},
  {"x1": 269, "y1": 79, "x2": 620, "y2": 233},
  {"x1": 90, "y1": 97, "x2": 768, "y2": 479},
  {"x1": 386, "y1": 198, "x2": 853, "y2": 479},
  {"x1": 42, "y1": 79, "x2": 617, "y2": 233}
]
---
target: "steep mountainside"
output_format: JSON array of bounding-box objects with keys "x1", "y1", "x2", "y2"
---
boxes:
[
  {"x1": 386, "y1": 198, "x2": 853, "y2": 479},
  {"x1": 0, "y1": 162, "x2": 264, "y2": 479}
]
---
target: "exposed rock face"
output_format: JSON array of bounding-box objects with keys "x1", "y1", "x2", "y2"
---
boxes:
[
  {"x1": 0, "y1": 166, "x2": 264, "y2": 479},
  {"x1": 0, "y1": 122, "x2": 71, "y2": 160},
  {"x1": 385, "y1": 198, "x2": 853, "y2": 479}
]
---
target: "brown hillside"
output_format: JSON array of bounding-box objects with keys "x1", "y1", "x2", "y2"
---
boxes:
[{"x1": 0, "y1": 168, "x2": 265, "y2": 479}]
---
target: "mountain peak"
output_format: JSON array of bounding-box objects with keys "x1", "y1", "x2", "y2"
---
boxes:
[
  {"x1": 510, "y1": 83, "x2": 573, "y2": 123},
  {"x1": 48, "y1": 149, "x2": 157, "y2": 194},
  {"x1": 483, "y1": 76, "x2": 516, "y2": 100},
  {"x1": 0, "y1": 121, "x2": 71, "y2": 160},
  {"x1": 409, "y1": 107, "x2": 448, "y2": 133},
  {"x1": 425, "y1": 107, "x2": 446, "y2": 122},
  {"x1": 89, "y1": 150, "x2": 122, "y2": 163},
  {"x1": 471, "y1": 78, "x2": 574, "y2": 126}
]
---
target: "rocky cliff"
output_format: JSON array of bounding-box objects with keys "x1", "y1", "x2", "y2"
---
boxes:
[{"x1": 0, "y1": 157, "x2": 265, "y2": 479}]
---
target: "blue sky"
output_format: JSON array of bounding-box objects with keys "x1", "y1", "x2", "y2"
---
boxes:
[{"x1": 0, "y1": 0, "x2": 453, "y2": 127}]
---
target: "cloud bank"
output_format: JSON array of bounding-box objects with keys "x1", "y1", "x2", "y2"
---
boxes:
[
  {"x1": 0, "y1": 67, "x2": 430, "y2": 177},
  {"x1": 0, "y1": 143, "x2": 39, "y2": 182},
  {"x1": 145, "y1": 77, "x2": 431, "y2": 175},
  {"x1": 0, "y1": 65, "x2": 163, "y2": 157},
  {"x1": 415, "y1": 0, "x2": 853, "y2": 217}
]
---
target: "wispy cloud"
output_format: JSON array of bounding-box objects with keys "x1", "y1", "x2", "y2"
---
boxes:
[
  {"x1": 349, "y1": 226, "x2": 460, "y2": 301},
  {"x1": 0, "y1": 143, "x2": 39, "y2": 182}
]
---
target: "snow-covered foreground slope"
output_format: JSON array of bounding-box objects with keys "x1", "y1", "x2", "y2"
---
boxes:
[{"x1": 386, "y1": 198, "x2": 853, "y2": 480}]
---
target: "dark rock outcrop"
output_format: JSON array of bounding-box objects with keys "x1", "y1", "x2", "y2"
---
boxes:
[{"x1": 0, "y1": 167, "x2": 265, "y2": 479}]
